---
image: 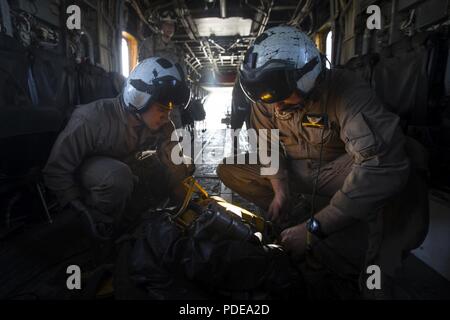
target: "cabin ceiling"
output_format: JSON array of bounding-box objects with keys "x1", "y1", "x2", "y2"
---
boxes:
[{"x1": 132, "y1": 0, "x2": 305, "y2": 82}]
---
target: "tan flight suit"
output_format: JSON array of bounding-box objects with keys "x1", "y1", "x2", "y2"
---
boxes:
[
  {"x1": 217, "y1": 69, "x2": 429, "y2": 283},
  {"x1": 43, "y1": 97, "x2": 192, "y2": 223},
  {"x1": 139, "y1": 34, "x2": 186, "y2": 129}
]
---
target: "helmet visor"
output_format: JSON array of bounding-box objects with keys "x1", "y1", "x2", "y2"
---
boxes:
[
  {"x1": 153, "y1": 77, "x2": 191, "y2": 109},
  {"x1": 239, "y1": 56, "x2": 321, "y2": 104},
  {"x1": 240, "y1": 68, "x2": 296, "y2": 104}
]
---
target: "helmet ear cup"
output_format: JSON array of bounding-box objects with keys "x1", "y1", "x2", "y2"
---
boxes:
[
  {"x1": 249, "y1": 53, "x2": 258, "y2": 69},
  {"x1": 175, "y1": 63, "x2": 185, "y2": 82}
]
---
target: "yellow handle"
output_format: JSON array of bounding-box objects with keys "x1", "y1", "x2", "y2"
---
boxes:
[{"x1": 174, "y1": 177, "x2": 209, "y2": 218}]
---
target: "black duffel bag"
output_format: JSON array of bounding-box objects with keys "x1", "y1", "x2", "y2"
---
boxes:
[{"x1": 114, "y1": 211, "x2": 306, "y2": 300}]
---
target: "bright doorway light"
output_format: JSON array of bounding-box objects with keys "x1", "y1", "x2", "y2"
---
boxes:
[{"x1": 203, "y1": 87, "x2": 233, "y2": 130}]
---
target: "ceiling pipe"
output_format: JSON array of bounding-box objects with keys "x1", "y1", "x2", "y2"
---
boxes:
[
  {"x1": 288, "y1": 0, "x2": 312, "y2": 26},
  {"x1": 184, "y1": 58, "x2": 201, "y2": 76},
  {"x1": 128, "y1": 0, "x2": 158, "y2": 34},
  {"x1": 175, "y1": 0, "x2": 200, "y2": 40},
  {"x1": 203, "y1": 40, "x2": 219, "y2": 72},
  {"x1": 208, "y1": 39, "x2": 226, "y2": 52},
  {"x1": 185, "y1": 42, "x2": 202, "y2": 66},
  {"x1": 227, "y1": 38, "x2": 240, "y2": 50},
  {"x1": 271, "y1": 5, "x2": 297, "y2": 11},
  {"x1": 220, "y1": 0, "x2": 227, "y2": 18},
  {"x1": 257, "y1": 0, "x2": 274, "y2": 37}
]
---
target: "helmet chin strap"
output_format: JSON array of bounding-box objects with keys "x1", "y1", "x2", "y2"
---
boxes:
[
  {"x1": 274, "y1": 108, "x2": 294, "y2": 120},
  {"x1": 127, "y1": 108, "x2": 145, "y2": 125},
  {"x1": 270, "y1": 90, "x2": 305, "y2": 120},
  {"x1": 134, "y1": 113, "x2": 144, "y2": 122},
  {"x1": 305, "y1": 69, "x2": 327, "y2": 102}
]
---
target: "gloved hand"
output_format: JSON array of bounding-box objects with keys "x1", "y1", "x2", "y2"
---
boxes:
[
  {"x1": 276, "y1": 194, "x2": 311, "y2": 231},
  {"x1": 186, "y1": 161, "x2": 196, "y2": 176},
  {"x1": 69, "y1": 199, "x2": 115, "y2": 241},
  {"x1": 279, "y1": 223, "x2": 308, "y2": 260}
]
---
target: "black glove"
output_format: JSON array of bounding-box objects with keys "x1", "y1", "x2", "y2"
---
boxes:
[
  {"x1": 277, "y1": 194, "x2": 311, "y2": 232},
  {"x1": 69, "y1": 199, "x2": 115, "y2": 241}
]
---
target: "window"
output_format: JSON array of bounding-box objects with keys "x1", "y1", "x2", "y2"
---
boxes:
[
  {"x1": 315, "y1": 28, "x2": 333, "y2": 69},
  {"x1": 326, "y1": 31, "x2": 333, "y2": 69},
  {"x1": 121, "y1": 38, "x2": 130, "y2": 77},
  {"x1": 121, "y1": 31, "x2": 138, "y2": 77}
]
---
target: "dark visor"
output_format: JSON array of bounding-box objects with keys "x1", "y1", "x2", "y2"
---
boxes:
[
  {"x1": 239, "y1": 57, "x2": 320, "y2": 104},
  {"x1": 130, "y1": 76, "x2": 191, "y2": 110},
  {"x1": 240, "y1": 68, "x2": 296, "y2": 104},
  {"x1": 153, "y1": 77, "x2": 191, "y2": 108}
]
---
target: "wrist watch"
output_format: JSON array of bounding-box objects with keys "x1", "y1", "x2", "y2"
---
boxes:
[{"x1": 306, "y1": 218, "x2": 326, "y2": 240}]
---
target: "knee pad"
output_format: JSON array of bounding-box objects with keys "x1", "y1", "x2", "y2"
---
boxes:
[
  {"x1": 104, "y1": 163, "x2": 134, "y2": 197},
  {"x1": 87, "y1": 163, "x2": 134, "y2": 214}
]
